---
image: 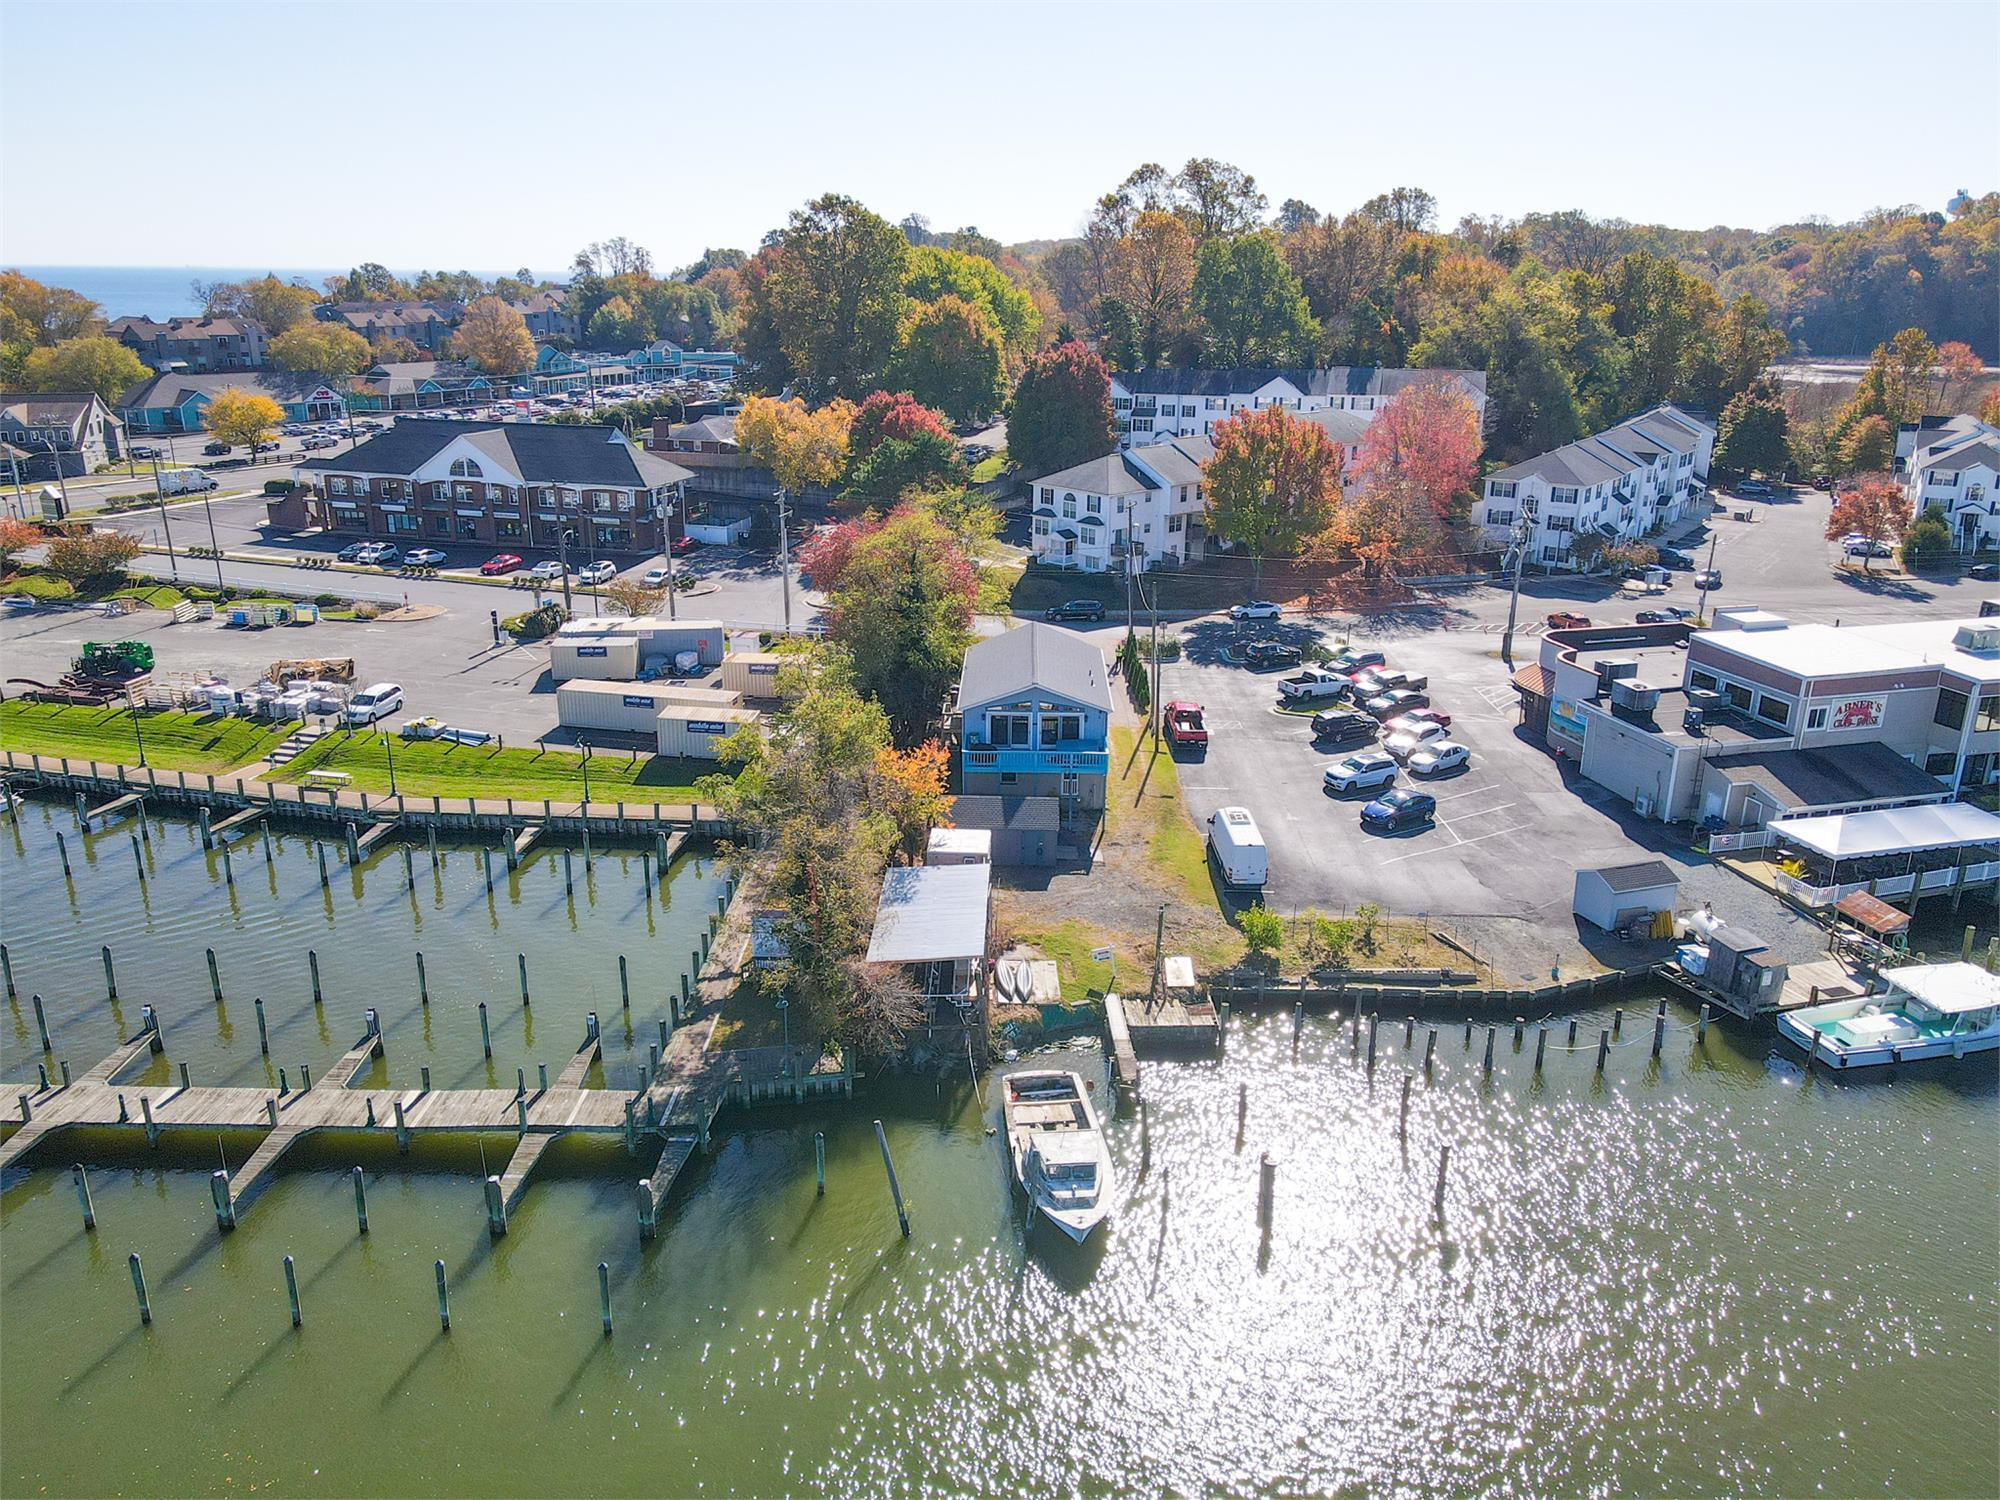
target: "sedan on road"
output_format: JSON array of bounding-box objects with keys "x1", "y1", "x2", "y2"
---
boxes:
[
  {"x1": 402, "y1": 548, "x2": 447, "y2": 566},
  {"x1": 479, "y1": 553, "x2": 524, "y2": 576},
  {"x1": 1694, "y1": 569, "x2": 1723, "y2": 591},
  {"x1": 1360, "y1": 787, "x2": 1437, "y2": 832},
  {"x1": 1044, "y1": 599, "x2": 1106, "y2": 622},
  {"x1": 1407, "y1": 741, "x2": 1471, "y2": 777},
  {"x1": 1230, "y1": 600, "x2": 1282, "y2": 621},
  {"x1": 301, "y1": 435, "x2": 339, "y2": 450}
]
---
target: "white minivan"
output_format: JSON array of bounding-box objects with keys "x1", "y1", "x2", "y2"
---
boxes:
[
  {"x1": 343, "y1": 682, "x2": 404, "y2": 726},
  {"x1": 1206, "y1": 806, "x2": 1269, "y2": 889}
]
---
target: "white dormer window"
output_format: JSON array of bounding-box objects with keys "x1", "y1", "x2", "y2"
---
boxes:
[{"x1": 448, "y1": 457, "x2": 482, "y2": 478}]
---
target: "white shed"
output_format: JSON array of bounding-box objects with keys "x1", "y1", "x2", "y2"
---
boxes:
[{"x1": 1572, "y1": 861, "x2": 1680, "y2": 932}]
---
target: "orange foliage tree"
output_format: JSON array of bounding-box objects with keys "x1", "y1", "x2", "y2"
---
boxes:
[
  {"x1": 876, "y1": 741, "x2": 953, "y2": 859},
  {"x1": 1825, "y1": 478, "x2": 1908, "y2": 573}
]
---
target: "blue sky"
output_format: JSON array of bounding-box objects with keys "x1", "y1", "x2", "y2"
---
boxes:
[{"x1": 2, "y1": 0, "x2": 1993, "y2": 272}]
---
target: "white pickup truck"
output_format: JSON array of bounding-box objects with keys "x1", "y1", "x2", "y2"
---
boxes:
[{"x1": 1277, "y1": 666, "x2": 1351, "y2": 704}]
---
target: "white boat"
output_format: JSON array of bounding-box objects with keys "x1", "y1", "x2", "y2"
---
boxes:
[
  {"x1": 1778, "y1": 961, "x2": 2000, "y2": 1069},
  {"x1": 1002, "y1": 1069, "x2": 1115, "y2": 1242}
]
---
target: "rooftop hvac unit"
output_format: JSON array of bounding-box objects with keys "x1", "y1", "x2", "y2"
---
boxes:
[
  {"x1": 1685, "y1": 688, "x2": 1730, "y2": 715},
  {"x1": 1610, "y1": 678, "x2": 1662, "y2": 712},
  {"x1": 1595, "y1": 656, "x2": 1640, "y2": 692}
]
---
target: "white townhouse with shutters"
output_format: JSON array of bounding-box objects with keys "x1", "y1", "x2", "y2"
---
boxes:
[
  {"x1": 1899, "y1": 414, "x2": 2000, "y2": 554},
  {"x1": 1476, "y1": 405, "x2": 1715, "y2": 569},
  {"x1": 1027, "y1": 436, "x2": 1214, "y2": 574},
  {"x1": 1109, "y1": 366, "x2": 1487, "y2": 448}
]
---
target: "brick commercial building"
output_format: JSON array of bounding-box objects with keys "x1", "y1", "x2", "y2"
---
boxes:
[{"x1": 295, "y1": 417, "x2": 691, "y2": 554}]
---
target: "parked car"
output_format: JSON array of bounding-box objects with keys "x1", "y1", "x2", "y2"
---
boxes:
[
  {"x1": 2, "y1": 594, "x2": 39, "y2": 613},
  {"x1": 1045, "y1": 598, "x2": 1106, "y2": 622},
  {"x1": 342, "y1": 682, "x2": 404, "y2": 726},
  {"x1": 1361, "y1": 787, "x2": 1437, "y2": 831},
  {"x1": 579, "y1": 561, "x2": 617, "y2": 585},
  {"x1": 1407, "y1": 742, "x2": 1471, "y2": 778},
  {"x1": 1545, "y1": 610, "x2": 1591, "y2": 629},
  {"x1": 1243, "y1": 640, "x2": 1303, "y2": 669},
  {"x1": 354, "y1": 543, "x2": 400, "y2": 566},
  {"x1": 670, "y1": 535, "x2": 699, "y2": 555},
  {"x1": 1365, "y1": 688, "x2": 1430, "y2": 719},
  {"x1": 1327, "y1": 649, "x2": 1385, "y2": 676},
  {"x1": 1277, "y1": 667, "x2": 1352, "y2": 704},
  {"x1": 301, "y1": 435, "x2": 338, "y2": 451},
  {"x1": 251, "y1": 441, "x2": 280, "y2": 455},
  {"x1": 1350, "y1": 667, "x2": 1427, "y2": 698},
  {"x1": 641, "y1": 566, "x2": 672, "y2": 588},
  {"x1": 1635, "y1": 609, "x2": 1682, "y2": 624},
  {"x1": 403, "y1": 547, "x2": 447, "y2": 566},
  {"x1": 1735, "y1": 479, "x2": 1774, "y2": 498},
  {"x1": 1323, "y1": 749, "x2": 1397, "y2": 794},
  {"x1": 130, "y1": 444, "x2": 157, "y2": 459},
  {"x1": 530, "y1": 560, "x2": 568, "y2": 582},
  {"x1": 1206, "y1": 806, "x2": 1267, "y2": 889},
  {"x1": 1394, "y1": 706, "x2": 1452, "y2": 730},
  {"x1": 1968, "y1": 561, "x2": 1998, "y2": 580},
  {"x1": 1811, "y1": 474, "x2": 1833, "y2": 491},
  {"x1": 1230, "y1": 600, "x2": 1281, "y2": 621},
  {"x1": 202, "y1": 441, "x2": 231, "y2": 456},
  {"x1": 1694, "y1": 569, "x2": 1723, "y2": 591},
  {"x1": 1383, "y1": 720, "x2": 1450, "y2": 760},
  {"x1": 337, "y1": 542, "x2": 371, "y2": 562},
  {"x1": 479, "y1": 553, "x2": 524, "y2": 575},
  {"x1": 1843, "y1": 539, "x2": 1892, "y2": 559},
  {"x1": 1658, "y1": 548, "x2": 1696, "y2": 570},
  {"x1": 1311, "y1": 708, "x2": 1377, "y2": 744},
  {"x1": 1163, "y1": 700, "x2": 1208, "y2": 751}
]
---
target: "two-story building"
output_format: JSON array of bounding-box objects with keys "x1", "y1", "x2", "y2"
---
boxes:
[
  {"x1": 627, "y1": 340, "x2": 741, "y2": 384},
  {"x1": 117, "y1": 371, "x2": 346, "y2": 433},
  {"x1": 1027, "y1": 436, "x2": 1213, "y2": 574},
  {"x1": 956, "y1": 623, "x2": 1111, "y2": 838},
  {"x1": 507, "y1": 290, "x2": 578, "y2": 343},
  {"x1": 347, "y1": 361, "x2": 502, "y2": 412},
  {"x1": 109, "y1": 315, "x2": 266, "y2": 371},
  {"x1": 0, "y1": 393, "x2": 125, "y2": 476},
  {"x1": 1476, "y1": 405, "x2": 1715, "y2": 568},
  {"x1": 319, "y1": 301, "x2": 463, "y2": 352},
  {"x1": 1900, "y1": 414, "x2": 2000, "y2": 554},
  {"x1": 1109, "y1": 366, "x2": 1487, "y2": 448},
  {"x1": 295, "y1": 418, "x2": 692, "y2": 555}
]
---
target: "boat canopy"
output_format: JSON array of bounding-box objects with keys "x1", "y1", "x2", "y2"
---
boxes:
[
  {"x1": 1882, "y1": 962, "x2": 2000, "y2": 1016},
  {"x1": 1774, "y1": 803, "x2": 2000, "y2": 861}
]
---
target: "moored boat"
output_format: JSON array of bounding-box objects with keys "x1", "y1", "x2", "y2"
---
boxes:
[
  {"x1": 1777, "y1": 961, "x2": 2000, "y2": 1069},
  {"x1": 1001, "y1": 1069, "x2": 1115, "y2": 1241}
]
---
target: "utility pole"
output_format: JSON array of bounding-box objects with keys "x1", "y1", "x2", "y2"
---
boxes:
[
  {"x1": 150, "y1": 457, "x2": 181, "y2": 582},
  {"x1": 1499, "y1": 513, "x2": 1530, "y2": 663},
  {"x1": 777, "y1": 488, "x2": 792, "y2": 633},
  {"x1": 1150, "y1": 901, "x2": 1167, "y2": 1003},
  {"x1": 1142, "y1": 570, "x2": 1162, "y2": 743},
  {"x1": 1699, "y1": 526, "x2": 1720, "y2": 622},
  {"x1": 663, "y1": 488, "x2": 679, "y2": 621},
  {"x1": 200, "y1": 491, "x2": 225, "y2": 590},
  {"x1": 40, "y1": 436, "x2": 70, "y2": 516}
]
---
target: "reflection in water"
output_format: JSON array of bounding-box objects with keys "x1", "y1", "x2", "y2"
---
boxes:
[{"x1": 1, "y1": 803, "x2": 1996, "y2": 1497}]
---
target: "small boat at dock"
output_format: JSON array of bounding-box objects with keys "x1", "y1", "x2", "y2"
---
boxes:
[
  {"x1": 1002, "y1": 1069, "x2": 1115, "y2": 1242},
  {"x1": 1778, "y1": 962, "x2": 2000, "y2": 1069}
]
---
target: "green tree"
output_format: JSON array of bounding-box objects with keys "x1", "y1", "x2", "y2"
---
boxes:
[
  {"x1": 825, "y1": 503, "x2": 976, "y2": 746},
  {"x1": 1602, "y1": 250, "x2": 1724, "y2": 410},
  {"x1": 451, "y1": 296, "x2": 536, "y2": 374},
  {"x1": 1713, "y1": 379, "x2": 1791, "y2": 475},
  {"x1": 0, "y1": 271, "x2": 102, "y2": 345},
  {"x1": 1192, "y1": 232, "x2": 1319, "y2": 364},
  {"x1": 1237, "y1": 905, "x2": 1283, "y2": 959},
  {"x1": 1007, "y1": 340, "x2": 1117, "y2": 477},
  {"x1": 903, "y1": 245, "x2": 1039, "y2": 360},
  {"x1": 268, "y1": 323, "x2": 370, "y2": 379},
  {"x1": 586, "y1": 294, "x2": 647, "y2": 348},
  {"x1": 1206, "y1": 405, "x2": 1343, "y2": 594},
  {"x1": 888, "y1": 296, "x2": 1006, "y2": 423},
  {"x1": 764, "y1": 194, "x2": 910, "y2": 400},
  {"x1": 1837, "y1": 413, "x2": 1894, "y2": 474},
  {"x1": 843, "y1": 431, "x2": 966, "y2": 502},
  {"x1": 21, "y1": 336, "x2": 147, "y2": 402},
  {"x1": 1900, "y1": 504, "x2": 1953, "y2": 569}
]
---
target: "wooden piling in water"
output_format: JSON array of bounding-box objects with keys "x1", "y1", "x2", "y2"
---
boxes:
[
  {"x1": 1652, "y1": 1011, "x2": 1666, "y2": 1057},
  {"x1": 132, "y1": 833, "x2": 145, "y2": 882},
  {"x1": 1424, "y1": 1027, "x2": 1437, "y2": 1070},
  {"x1": 1398, "y1": 1076, "x2": 1411, "y2": 1143},
  {"x1": 72, "y1": 1163, "x2": 95, "y2": 1231},
  {"x1": 479, "y1": 1001, "x2": 492, "y2": 1058},
  {"x1": 1, "y1": 943, "x2": 13, "y2": 1001},
  {"x1": 32, "y1": 994, "x2": 50, "y2": 1053},
  {"x1": 1596, "y1": 1029, "x2": 1610, "y2": 1072},
  {"x1": 427, "y1": 825, "x2": 438, "y2": 869},
  {"x1": 263, "y1": 822, "x2": 275, "y2": 864},
  {"x1": 101, "y1": 945, "x2": 116, "y2": 1001},
  {"x1": 619, "y1": 955, "x2": 630, "y2": 1010},
  {"x1": 435, "y1": 1260, "x2": 450, "y2": 1331},
  {"x1": 1482, "y1": 1026, "x2": 1495, "y2": 1074},
  {"x1": 129, "y1": 1252, "x2": 151, "y2": 1326},
  {"x1": 210, "y1": 1169, "x2": 236, "y2": 1230},
  {"x1": 345, "y1": 824, "x2": 359, "y2": 863},
  {"x1": 1612, "y1": 1007, "x2": 1624, "y2": 1038},
  {"x1": 1535, "y1": 1025, "x2": 1548, "y2": 1072},
  {"x1": 254, "y1": 997, "x2": 268, "y2": 1055},
  {"x1": 1366, "y1": 1014, "x2": 1378, "y2": 1069},
  {"x1": 484, "y1": 1175, "x2": 507, "y2": 1235},
  {"x1": 1433, "y1": 1146, "x2": 1450, "y2": 1217},
  {"x1": 416, "y1": 952, "x2": 428, "y2": 1006},
  {"x1": 222, "y1": 845, "x2": 234, "y2": 886},
  {"x1": 318, "y1": 844, "x2": 329, "y2": 886},
  {"x1": 815, "y1": 1132, "x2": 825, "y2": 1196},
  {"x1": 599, "y1": 1262, "x2": 612, "y2": 1336},
  {"x1": 1697, "y1": 1003, "x2": 1710, "y2": 1042},
  {"x1": 284, "y1": 1254, "x2": 302, "y2": 1327},
  {"x1": 519, "y1": 953, "x2": 530, "y2": 1008},
  {"x1": 482, "y1": 847, "x2": 494, "y2": 891},
  {"x1": 140, "y1": 1095, "x2": 157, "y2": 1144},
  {"x1": 636, "y1": 1180, "x2": 657, "y2": 1240},
  {"x1": 58, "y1": 1058, "x2": 70, "y2": 1086},
  {"x1": 309, "y1": 950, "x2": 323, "y2": 1006},
  {"x1": 55, "y1": 829, "x2": 72, "y2": 878},
  {"x1": 1257, "y1": 1152, "x2": 1276, "y2": 1232},
  {"x1": 207, "y1": 948, "x2": 222, "y2": 1004},
  {"x1": 873, "y1": 1119, "x2": 910, "y2": 1237},
  {"x1": 352, "y1": 1167, "x2": 368, "y2": 1233},
  {"x1": 563, "y1": 849, "x2": 574, "y2": 895},
  {"x1": 198, "y1": 808, "x2": 212, "y2": 848},
  {"x1": 394, "y1": 1099, "x2": 409, "y2": 1152},
  {"x1": 1567, "y1": 1018, "x2": 1578, "y2": 1047}
]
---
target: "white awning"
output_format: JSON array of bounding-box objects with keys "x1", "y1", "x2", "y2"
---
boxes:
[
  {"x1": 865, "y1": 864, "x2": 991, "y2": 964},
  {"x1": 1882, "y1": 962, "x2": 2000, "y2": 1015},
  {"x1": 1774, "y1": 802, "x2": 2000, "y2": 860}
]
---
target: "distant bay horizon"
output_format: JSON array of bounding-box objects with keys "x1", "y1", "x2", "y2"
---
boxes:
[{"x1": 8, "y1": 265, "x2": 565, "y2": 320}]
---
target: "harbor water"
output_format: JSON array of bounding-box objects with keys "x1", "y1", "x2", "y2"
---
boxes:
[{"x1": 2, "y1": 800, "x2": 1996, "y2": 1497}]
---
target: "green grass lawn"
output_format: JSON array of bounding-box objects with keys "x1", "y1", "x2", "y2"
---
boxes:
[
  {"x1": 968, "y1": 451, "x2": 1009, "y2": 485},
  {"x1": 1108, "y1": 725, "x2": 1214, "y2": 906},
  {"x1": 0, "y1": 700, "x2": 289, "y2": 772},
  {"x1": 269, "y1": 729, "x2": 724, "y2": 803}
]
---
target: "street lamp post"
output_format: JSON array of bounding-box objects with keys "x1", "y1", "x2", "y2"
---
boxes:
[
  {"x1": 776, "y1": 488, "x2": 792, "y2": 633},
  {"x1": 775, "y1": 997, "x2": 790, "y2": 1065},
  {"x1": 579, "y1": 743, "x2": 593, "y2": 805},
  {"x1": 382, "y1": 724, "x2": 399, "y2": 797},
  {"x1": 126, "y1": 687, "x2": 148, "y2": 767}
]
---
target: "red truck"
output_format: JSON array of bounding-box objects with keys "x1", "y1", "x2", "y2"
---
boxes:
[{"x1": 1163, "y1": 700, "x2": 1209, "y2": 750}]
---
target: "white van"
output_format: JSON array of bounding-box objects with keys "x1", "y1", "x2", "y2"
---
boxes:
[
  {"x1": 343, "y1": 682, "x2": 404, "y2": 726},
  {"x1": 1206, "y1": 806, "x2": 1268, "y2": 889}
]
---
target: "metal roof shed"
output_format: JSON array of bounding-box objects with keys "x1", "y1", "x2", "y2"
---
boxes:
[
  {"x1": 1572, "y1": 860, "x2": 1679, "y2": 931},
  {"x1": 865, "y1": 864, "x2": 992, "y2": 965}
]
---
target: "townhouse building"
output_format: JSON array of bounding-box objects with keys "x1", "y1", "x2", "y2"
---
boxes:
[
  {"x1": 507, "y1": 289, "x2": 579, "y2": 343},
  {"x1": 1476, "y1": 405, "x2": 1715, "y2": 568},
  {"x1": 1899, "y1": 414, "x2": 2000, "y2": 554},
  {"x1": 117, "y1": 371, "x2": 345, "y2": 432},
  {"x1": 295, "y1": 417, "x2": 691, "y2": 556},
  {"x1": 1027, "y1": 435, "x2": 1212, "y2": 574},
  {"x1": 319, "y1": 301, "x2": 462, "y2": 352},
  {"x1": 109, "y1": 315, "x2": 266, "y2": 371},
  {"x1": 956, "y1": 623, "x2": 1111, "y2": 832},
  {"x1": 1109, "y1": 366, "x2": 1487, "y2": 448},
  {"x1": 0, "y1": 393, "x2": 124, "y2": 476}
]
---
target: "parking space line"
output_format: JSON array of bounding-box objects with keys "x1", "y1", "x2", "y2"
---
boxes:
[
  {"x1": 1439, "y1": 801, "x2": 1515, "y2": 825},
  {"x1": 1432, "y1": 783, "x2": 1504, "y2": 802},
  {"x1": 1378, "y1": 822, "x2": 1532, "y2": 864}
]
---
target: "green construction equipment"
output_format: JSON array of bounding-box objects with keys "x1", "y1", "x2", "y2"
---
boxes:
[{"x1": 75, "y1": 641, "x2": 155, "y2": 678}]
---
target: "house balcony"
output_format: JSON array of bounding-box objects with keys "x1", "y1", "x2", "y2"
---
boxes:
[{"x1": 960, "y1": 744, "x2": 1110, "y2": 776}]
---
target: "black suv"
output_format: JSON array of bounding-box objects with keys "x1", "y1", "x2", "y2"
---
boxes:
[
  {"x1": 1311, "y1": 708, "x2": 1376, "y2": 743},
  {"x1": 1244, "y1": 640, "x2": 1304, "y2": 669},
  {"x1": 1044, "y1": 599, "x2": 1106, "y2": 622}
]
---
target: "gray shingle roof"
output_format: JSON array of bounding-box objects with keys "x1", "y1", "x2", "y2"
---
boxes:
[
  {"x1": 1488, "y1": 440, "x2": 1629, "y2": 488},
  {"x1": 1128, "y1": 435, "x2": 1212, "y2": 487},
  {"x1": 1925, "y1": 440, "x2": 2000, "y2": 472},
  {"x1": 116, "y1": 370, "x2": 343, "y2": 410},
  {"x1": 296, "y1": 417, "x2": 692, "y2": 488},
  {"x1": 958, "y1": 622, "x2": 1112, "y2": 714},
  {"x1": 1587, "y1": 860, "x2": 1679, "y2": 893},
  {"x1": 949, "y1": 794, "x2": 1061, "y2": 832},
  {"x1": 1111, "y1": 366, "x2": 1487, "y2": 400},
  {"x1": 1032, "y1": 450, "x2": 1152, "y2": 496}
]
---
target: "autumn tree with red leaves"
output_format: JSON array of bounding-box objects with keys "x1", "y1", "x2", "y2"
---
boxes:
[
  {"x1": 1353, "y1": 379, "x2": 1482, "y2": 521},
  {"x1": 850, "y1": 390, "x2": 953, "y2": 458},
  {"x1": 1825, "y1": 478, "x2": 1908, "y2": 573},
  {"x1": 1205, "y1": 405, "x2": 1344, "y2": 595}
]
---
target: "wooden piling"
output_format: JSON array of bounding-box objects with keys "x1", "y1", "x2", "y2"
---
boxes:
[
  {"x1": 32, "y1": 994, "x2": 50, "y2": 1052},
  {"x1": 815, "y1": 1131, "x2": 825, "y2": 1196},
  {"x1": 129, "y1": 1252, "x2": 151, "y2": 1326},
  {"x1": 402, "y1": 845, "x2": 415, "y2": 891},
  {"x1": 309, "y1": 949, "x2": 322, "y2": 1005},
  {"x1": 598, "y1": 1262, "x2": 612, "y2": 1337},
  {"x1": 132, "y1": 833, "x2": 145, "y2": 882},
  {"x1": 198, "y1": 807, "x2": 212, "y2": 848},
  {"x1": 140, "y1": 1095, "x2": 157, "y2": 1144},
  {"x1": 394, "y1": 1099, "x2": 409, "y2": 1152},
  {"x1": 178, "y1": 1061, "x2": 190, "y2": 1090},
  {"x1": 1567, "y1": 1018, "x2": 1578, "y2": 1047},
  {"x1": 1, "y1": 942, "x2": 13, "y2": 1000},
  {"x1": 345, "y1": 824, "x2": 359, "y2": 863},
  {"x1": 427, "y1": 825, "x2": 438, "y2": 869},
  {"x1": 619, "y1": 955, "x2": 630, "y2": 1010},
  {"x1": 482, "y1": 847, "x2": 494, "y2": 892},
  {"x1": 1595, "y1": 1029, "x2": 1610, "y2": 1072},
  {"x1": 1366, "y1": 1013, "x2": 1378, "y2": 1069},
  {"x1": 1398, "y1": 1076, "x2": 1411, "y2": 1143},
  {"x1": 680, "y1": 972, "x2": 692, "y2": 1012},
  {"x1": 538, "y1": 1062, "x2": 549, "y2": 1094},
  {"x1": 101, "y1": 945, "x2": 116, "y2": 1001},
  {"x1": 1256, "y1": 1152, "x2": 1276, "y2": 1232},
  {"x1": 435, "y1": 1260, "x2": 450, "y2": 1331},
  {"x1": 1404, "y1": 1016, "x2": 1415, "y2": 1047},
  {"x1": 1433, "y1": 1145, "x2": 1450, "y2": 1217},
  {"x1": 56, "y1": 829, "x2": 71, "y2": 878},
  {"x1": 1697, "y1": 1003, "x2": 1710, "y2": 1042},
  {"x1": 1651, "y1": 1011, "x2": 1666, "y2": 1057},
  {"x1": 222, "y1": 845, "x2": 234, "y2": 886},
  {"x1": 15, "y1": 1093, "x2": 30, "y2": 1123},
  {"x1": 418, "y1": 1065, "x2": 428, "y2": 1092},
  {"x1": 485, "y1": 1175, "x2": 507, "y2": 1236},
  {"x1": 352, "y1": 1167, "x2": 368, "y2": 1234},
  {"x1": 210, "y1": 1170, "x2": 236, "y2": 1230},
  {"x1": 58, "y1": 1058, "x2": 70, "y2": 1086},
  {"x1": 1534, "y1": 1025, "x2": 1548, "y2": 1071},
  {"x1": 283, "y1": 1254, "x2": 302, "y2": 1327},
  {"x1": 1236, "y1": 1081, "x2": 1247, "y2": 1143},
  {"x1": 519, "y1": 953, "x2": 529, "y2": 1008},
  {"x1": 72, "y1": 1163, "x2": 95, "y2": 1231},
  {"x1": 207, "y1": 948, "x2": 222, "y2": 1004},
  {"x1": 1291, "y1": 1000, "x2": 1303, "y2": 1050},
  {"x1": 1482, "y1": 1026, "x2": 1495, "y2": 1075},
  {"x1": 254, "y1": 997, "x2": 269, "y2": 1055},
  {"x1": 636, "y1": 1180, "x2": 657, "y2": 1240},
  {"x1": 317, "y1": 844, "x2": 329, "y2": 886},
  {"x1": 563, "y1": 848, "x2": 574, "y2": 895},
  {"x1": 1612, "y1": 1007, "x2": 1624, "y2": 1038},
  {"x1": 1424, "y1": 1027, "x2": 1437, "y2": 1069},
  {"x1": 479, "y1": 1001, "x2": 492, "y2": 1058},
  {"x1": 416, "y1": 952, "x2": 428, "y2": 1006},
  {"x1": 873, "y1": 1119, "x2": 910, "y2": 1237},
  {"x1": 1512, "y1": 1016, "x2": 1524, "y2": 1045},
  {"x1": 262, "y1": 822, "x2": 274, "y2": 864}
]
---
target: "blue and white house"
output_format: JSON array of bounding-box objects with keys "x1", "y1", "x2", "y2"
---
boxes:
[
  {"x1": 956, "y1": 623, "x2": 1112, "y2": 824},
  {"x1": 117, "y1": 371, "x2": 346, "y2": 433}
]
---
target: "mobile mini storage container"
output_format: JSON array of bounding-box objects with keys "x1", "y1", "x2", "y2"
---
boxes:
[
  {"x1": 719, "y1": 650, "x2": 785, "y2": 698},
  {"x1": 654, "y1": 704, "x2": 760, "y2": 759},
  {"x1": 550, "y1": 620, "x2": 642, "y2": 683},
  {"x1": 629, "y1": 618, "x2": 725, "y2": 673},
  {"x1": 557, "y1": 679, "x2": 743, "y2": 735}
]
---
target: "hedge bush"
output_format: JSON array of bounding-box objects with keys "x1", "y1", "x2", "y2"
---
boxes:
[{"x1": 502, "y1": 602, "x2": 565, "y2": 640}]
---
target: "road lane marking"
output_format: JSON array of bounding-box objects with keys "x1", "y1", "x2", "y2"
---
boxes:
[{"x1": 1377, "y1": 823, "x2": 1531, "y2": 864}]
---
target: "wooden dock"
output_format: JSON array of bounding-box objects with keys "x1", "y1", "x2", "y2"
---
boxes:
[{"x1": 1101, "y1": 993, "x2": 1142, "y2": 1099}]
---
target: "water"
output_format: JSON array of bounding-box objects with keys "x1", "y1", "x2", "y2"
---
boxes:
[
  {"x1": 3, "y1": 801, "x2": 1996, "y2": 1498},
  {"x1": 12, "y1": 266, "x2": 567, "y2": 321}
]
